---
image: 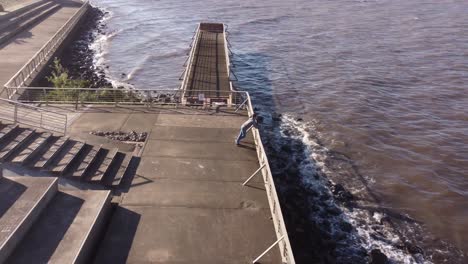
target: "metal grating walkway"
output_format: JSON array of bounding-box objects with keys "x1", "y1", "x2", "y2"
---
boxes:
[{"x1": 185, "y1": 24, "x2": 231, "y2": 98}]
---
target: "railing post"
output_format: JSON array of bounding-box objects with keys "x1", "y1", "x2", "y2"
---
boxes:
[
  {"x1": 40, "y1": 112, "x2": 43, "y2": 129},
  {"x1": 147, "y1": 90, "x2": 152, "y2": 108},
  {"x1": 64, "y1": 115, "x2": 67, "y2": 135},
  {"x1": 114, "y1": 89, "x2": 118, "y2": 107},
  {"x1": 13, "y1": 104, "x2": 18, "y2": 124},
  {"x1": 43, "y1": 88, "x2": 48, "y2": 106},
  {"x1": 75, "y1": 89, "x2": 80, "y2": 110},
  {"x1": 235, "y1": 98, "x2": 248, "y2": 112}
]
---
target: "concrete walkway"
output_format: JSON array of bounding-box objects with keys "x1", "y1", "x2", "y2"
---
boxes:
[
  {"x1": 0, "y1": 0, "x2": 82, "y2": 88},
  {"x1": 0, "y1": 0, "x2": 31, "y2": 10},
  {"x1": 67, "y1": 108, "x2": 282, "y2": 263}
]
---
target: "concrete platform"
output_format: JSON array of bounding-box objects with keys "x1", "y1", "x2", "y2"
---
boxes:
[
  {"x1": 7, "y1": 189, "x2": 111, "y2": 264},
  {"x1": 121, "y1": 178, "x2": 268, "y2": 209},
  {"x1": 94, "y1": 206, "x2": 280, "y2": 264},
  {"x1": 143, "y1": 140, "x2": 258, "y2": 161},
  {"x1": 135, "y1": 157, "x2": 263, "y2": 183},
  {"x1": 70, "y1": 109, "x2": 282, "y2": 263},
  {"x1": 0, "y1": 176, "x2": 57, "y2": 263}
]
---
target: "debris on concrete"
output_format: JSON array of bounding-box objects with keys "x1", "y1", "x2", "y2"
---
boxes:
[{"x1": 90, "y1": 130, "x2": 147, "y2": 142}]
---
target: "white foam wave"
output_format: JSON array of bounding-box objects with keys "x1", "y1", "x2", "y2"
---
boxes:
[
  {"x1": 279, "y1": 113, "x2": 427, "y2": 264},
  {"x1": 87, "y1": 6, "x2": 132, "y2": 88}
]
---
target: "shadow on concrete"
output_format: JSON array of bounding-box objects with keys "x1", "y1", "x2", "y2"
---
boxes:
[
  {"x1": 237, "y1": 144, "x2": 255, "y2": 151},
  {"x1": 244, "y1": 183, "x2": 266, "y2": 191},
  {"x1": 0, "y1": 176, "x2": 27, "y2": 218},
  {"x1": 57, "y1": 0, "x2": 83, "y2": 8},
  {"x1": 7, "y1": 192, "x2": 83, "y2": 262},
  {"x1": 1, "y1": 161, "x2": 52, "y2": 177},
  {"x1": 11, "y1": 31, "x2": 33, "y2": 45},
  {"x1": 118, "y1": 157, "x2": 154, "y2": 193},
  {"x1": 93, "y1": 206, "x2": 141, "y2": 263}
]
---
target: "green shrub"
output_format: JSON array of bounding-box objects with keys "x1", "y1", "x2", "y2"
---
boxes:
[{"x1": 46, "y1": 58, "x2": 89, "y2": 88}]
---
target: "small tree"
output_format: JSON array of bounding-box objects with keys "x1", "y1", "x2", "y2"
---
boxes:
[
  {"x1": 46, "y1": 58, "x2": 89, "y2": 88},
  {"x1": 44, "y1": 58, "x2": 90, "y2": 102}
]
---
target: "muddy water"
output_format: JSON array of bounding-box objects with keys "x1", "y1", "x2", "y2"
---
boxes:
[{"x1": 89, "y1": 0, "x2": 468, "y2": 262}]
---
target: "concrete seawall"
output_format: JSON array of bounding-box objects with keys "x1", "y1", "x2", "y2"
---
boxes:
[{"x1": 0, "y1": 0, "x2": 90, "y2": 94}]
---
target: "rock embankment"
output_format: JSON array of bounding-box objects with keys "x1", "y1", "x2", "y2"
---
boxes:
[
  {"x1": 37, "y1": 5, "x2": 112, "y2": 87},
  {"x1": 61, "y1": 6, "x2": 112, "y2": 87}
]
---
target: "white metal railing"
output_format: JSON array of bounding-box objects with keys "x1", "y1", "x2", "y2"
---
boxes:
[
  {"x1": 0, "y1": 98, "x2": 67, "y2": 134},
  {"x1": 179, "y1": 24, "x2": 201, "y2": 91},
  {"x1": 243, "y1": 93, "x2": 296, "y2": 264},
  {"x1": 223, "y1": 24, "x2": 234, "y2": 91},
  {"x1": 4, "y1": 0, "x2": 90, "y2": 96},
  {"x1": 5, "y1": 87, "x2": 248, "y2": 109}
]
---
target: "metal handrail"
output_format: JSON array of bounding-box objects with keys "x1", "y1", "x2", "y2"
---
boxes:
[
  {"x1": 4, "y1": 0, "x2": 90, "y2": 96},
  {"x1": 222, "y1": 24, "x2": 237, "y2": 97},
  {"x1": 0, "y1": 97, "x2": 68, "y2": 134},
  {"x1": 179, "y1": 24, "x2": 201, "y2": 91},
  {"x1": 223, "y1": 24, "x2": 233, "y2": 90},
  {"x1": 243, "y1": 92, "x2": 296, "y2": 264}
]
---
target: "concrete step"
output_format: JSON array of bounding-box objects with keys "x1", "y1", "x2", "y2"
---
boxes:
[
  {"x1": 86, "y1": 148, "x2": 118, "y2": 183},
  {"x1": 0, "y1": 129, "x2": 35, "y2": 161},
  {"x1": 42, "y1": 139, "x2": 76, "y2": 170},
  {"x1": 70, "y1": 145, "x2": 102, "y2": 180},
  {"x1": 6, "y1": 189, "x2": 111, "y2": 264},
  {"x1": 11, "y1": 132, "x2": 52, "y2": 164},
  {"x1": 0, "y1": 2, "x2": 61, "y2": 46},
  {"x1": 0, "y1": 177, "x2": 58, "y2": 263},
  {"x1": 32, "y1": 136, "x2": 69, "y2": 169},
  {"x1": 0, "y1": 1, "x2": 56, "y2": 32},
  {"x1": 51, "y1": 141, "x2": 86, "y2": 175},
  {"x1": 0, "y1": 124, "x2": 19, "y2": 143},
  {"x1": 103, "y1": 153, "x2": 134, "y2": 188}
]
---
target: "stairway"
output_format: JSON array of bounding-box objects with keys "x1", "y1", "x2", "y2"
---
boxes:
[
  {"x1": 0, "y1": 176, "x2": 111, "y2": 263},
  {"x1": 0, "y1": 122, "x2": 136, "y2": 189},
  {"x1": 0, "y1": 0, "x2": 61, "y2": 46}
]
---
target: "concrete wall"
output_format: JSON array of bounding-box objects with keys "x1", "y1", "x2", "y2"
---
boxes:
[{"x1": 29, "y1": 3, "x2": 90, "y2": 87}]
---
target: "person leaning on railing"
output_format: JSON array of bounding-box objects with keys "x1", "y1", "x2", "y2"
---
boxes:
[{"x1": 235, "y1": 113, "x2": 259, "y2": 145}]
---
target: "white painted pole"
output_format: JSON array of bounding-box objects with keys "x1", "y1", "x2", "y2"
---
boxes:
[
  {"x1": 242, "y1": 163, "x2": 266, "y2": 186},
  {"x1": 252, "y1": 235, "x2": 285, "y2": 263}
]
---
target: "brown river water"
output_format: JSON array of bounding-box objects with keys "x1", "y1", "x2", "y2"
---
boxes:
[{"x1": 88, "y1": 0, "x2": 468, "y2": 262}]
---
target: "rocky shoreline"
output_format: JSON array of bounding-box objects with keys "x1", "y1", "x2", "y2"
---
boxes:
[
  {"x1": 38, "y1": 5, "x2": 112, "y2": 88},
  {"x1": 263, "y1": 113, "x2": 466, "y2": 264}
]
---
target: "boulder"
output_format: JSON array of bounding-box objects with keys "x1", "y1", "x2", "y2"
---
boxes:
[{"x1": 369, "y1": 249, "x2": 388, "y2": 264}]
